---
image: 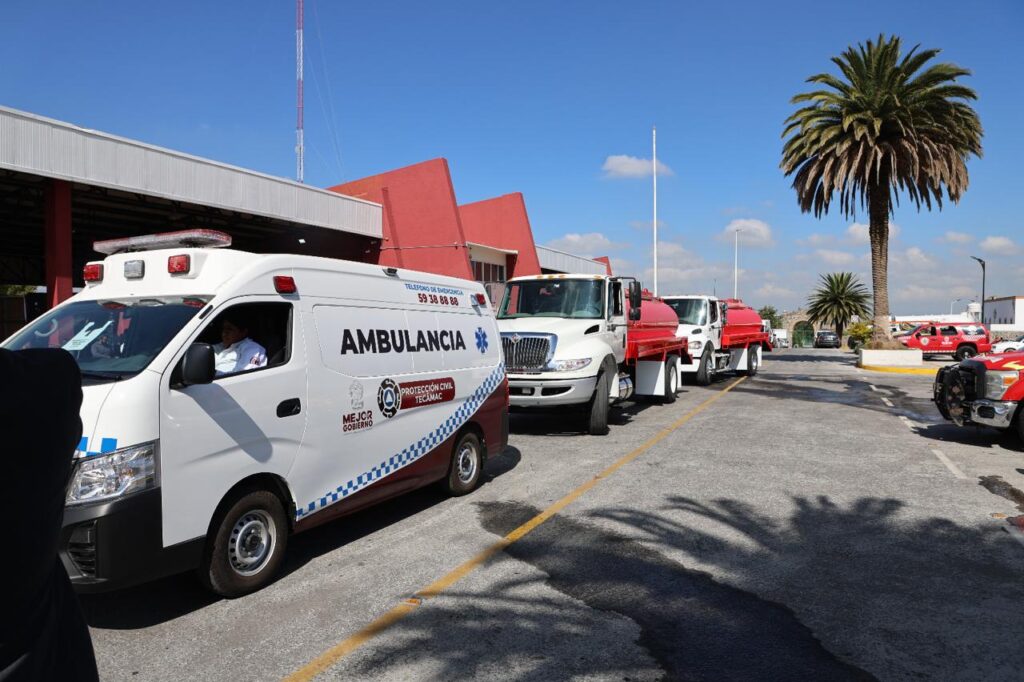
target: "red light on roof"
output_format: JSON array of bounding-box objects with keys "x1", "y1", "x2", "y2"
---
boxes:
[
  {"x1": 167, "y1": 254, "x2": 191, "y2": 275},
  {"x1": 83, "y1": 263, "x2": 104, "y2": 282},
  {"x1": 274, "y1": 276, "x2": 297, "y2": 294},
  {"x1": 94, "y1": 229, "x2": 232, "y2": 255},
  {"x1": 473, "y1": 293, "x2": 487, "y2": 305}
]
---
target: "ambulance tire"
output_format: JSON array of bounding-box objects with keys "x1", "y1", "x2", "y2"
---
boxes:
[
  {"x1": 662, "y1": 357, "x2": 678, "y2": 404},
  {"x1": 200, "y1": 489, "x2": 289, "y2": 598},
  {"x1": 695, "y1": 349, "x2": 713, "y2": 386},
  {"x1": 444, "y1": 431, "x2": 483, "y2": 496},
  {"x1": 587, "y1": 371, "x2": 611, "y2": 436}
]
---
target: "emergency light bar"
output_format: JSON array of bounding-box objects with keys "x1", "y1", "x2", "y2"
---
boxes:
[{"x1": 94, "y1": 229, "x2": 232, "y2": 255}]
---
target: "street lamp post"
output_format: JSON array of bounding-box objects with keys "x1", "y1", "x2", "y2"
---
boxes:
[
  {"x1": 733, "y1": 228, "x2": 742, "y2": 299},
  {"x1": 949, "y1": 298, "x2": 962, "y2": 316},
  {"x1": 970, "y1": 256, "x2": 986, "y2": 325}
]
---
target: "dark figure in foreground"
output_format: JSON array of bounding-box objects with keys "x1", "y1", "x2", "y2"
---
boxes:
[{"x1": 0, "y1": 349, "x2": 98, "y2": 681}]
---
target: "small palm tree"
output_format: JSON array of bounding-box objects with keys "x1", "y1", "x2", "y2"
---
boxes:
[
  {"x1": 806, "y1": 272, "x2": 871, "y2": 340},
  {"x1": 782, "y1": 35, "x2": 982, "y2": 342}
]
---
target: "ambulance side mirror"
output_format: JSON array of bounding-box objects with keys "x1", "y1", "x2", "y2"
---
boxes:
[
  {"x1": 628, "y1": 281, "x2": 642, "y2": 321},
  {"x1": 182, "y1": 343, "x2": 215, "y2": 386}
]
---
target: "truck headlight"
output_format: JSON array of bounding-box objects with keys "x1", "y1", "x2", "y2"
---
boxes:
[
  {"x1": 690, "y1": 340, "x2": 703, "y2": 351},
  {"x1": 549, "y1": 358, "x2": 592, "y2": 372},
  {"x1": 984, "y1": 371, "x2": 1019, "y2": 400},
  {"x1": 67, "y1": 442, "x2": 158, "y2": 505}
]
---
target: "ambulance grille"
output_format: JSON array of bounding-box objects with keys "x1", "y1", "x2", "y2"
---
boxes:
[
  {"x1": 67, "y1": 522, "x2": 97, "y2": 578},
  {"x1": 501, "y1": 334, "x2": 552, "y2": 371}
]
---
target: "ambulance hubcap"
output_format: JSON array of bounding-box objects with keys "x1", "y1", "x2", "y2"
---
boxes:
[
  {"x1": 457, "y1": 443, "x2": 478, "y2": 484},
  {"x1": 229, "y1": 510, "x2": 276, "y2": 576}
]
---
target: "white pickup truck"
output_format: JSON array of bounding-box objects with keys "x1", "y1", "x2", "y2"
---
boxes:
[{"x1": 496, "y1": 275, "x2": 688, "y2": 435}]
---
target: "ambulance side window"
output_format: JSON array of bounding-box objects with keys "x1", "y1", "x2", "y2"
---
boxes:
[{"x1": 194, "y1": 302, "x2": 293, "y2": 378}]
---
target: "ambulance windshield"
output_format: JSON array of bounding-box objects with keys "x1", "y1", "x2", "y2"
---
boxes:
[
  {"x1": 5, "y1": 296, "x2": 210, "y2": 380},
  {"x1": 498, "y1": 279, "x2": 605, "y2": 320}
]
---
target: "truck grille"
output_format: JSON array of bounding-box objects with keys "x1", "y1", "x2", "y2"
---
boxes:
[{"x1": 501, "y1": 334, "x2": 552, "y2": 371}]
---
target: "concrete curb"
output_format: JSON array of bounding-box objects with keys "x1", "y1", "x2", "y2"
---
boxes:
[{"x1": 860, "y1": 365, "x2": 938, "y2": 376}]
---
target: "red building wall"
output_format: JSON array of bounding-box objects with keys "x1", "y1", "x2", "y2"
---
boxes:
[
  {"x1": 327, "y1": 158, "x2": 473, "y2": 279},
  {"x1": 458, "y1": 193, "x2": 542, "y2": 279}
]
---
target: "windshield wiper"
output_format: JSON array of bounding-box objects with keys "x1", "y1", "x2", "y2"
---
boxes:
[{"x1": 79, "y1": 370, "x2": 126, "y2": 381}]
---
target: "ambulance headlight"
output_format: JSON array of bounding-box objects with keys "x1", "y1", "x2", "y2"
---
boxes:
[
  {"x1": 549, "y1": 358, "x2": 592, "y2": 372},
  {"x1": 67, "y1": 442, "x2": 158, "y2": 505}
]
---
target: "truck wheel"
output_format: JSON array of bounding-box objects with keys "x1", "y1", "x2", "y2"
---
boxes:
[
  {"x1": 954, "y1": 345, "x2": 977, "y2": 361},
  {"x1": 695, "y1": 349, "x2": 713, "y2": 386},
  {"x1": 662, "y1": 357, "x2": 678, "y2": 404},
  {"x1": 443, "y1": 431, "x2": 483, "y2": 496},
  {"x1": 200, "y1": 489, "x2": 289, "y2": 598},
  {"x1": 739, "y1": 346, "x2": 759, "y2": 377},
  {"x1": 586, "y1": 371, "x2": 610, "y2": 436}
]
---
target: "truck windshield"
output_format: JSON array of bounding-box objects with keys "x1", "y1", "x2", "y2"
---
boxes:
[
  {"x1": 666, "y1": 298, "x2": 707, "y2": 326},
  {"x1": 498, "y1": 280, "x2": 605, "y2": 320},
  {"x1": 4, "y1": 296, "x2": 209, "y2": 381}
]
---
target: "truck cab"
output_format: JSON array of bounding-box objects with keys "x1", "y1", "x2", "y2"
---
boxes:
[
  {"x1": 496, "y1": 275, "x2": 687, "y2": 435},
  {"x1": 662, "y1": 294, "x2": 768, "y2": 385}
]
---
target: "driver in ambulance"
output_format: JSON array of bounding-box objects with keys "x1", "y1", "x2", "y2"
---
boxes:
[{"x1": 213, "y1": 313, "x2": 267, "y2": 375}]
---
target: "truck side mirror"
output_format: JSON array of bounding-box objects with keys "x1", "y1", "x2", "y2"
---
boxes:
[
  {"x1": 628, "y1": 281, "x2": 642, "y2": 321},
  {"x1": 182, "y1": 343, "x2": 215, "y2": 386}
]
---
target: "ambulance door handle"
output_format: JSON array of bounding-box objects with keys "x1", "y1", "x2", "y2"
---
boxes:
[{"x1": 277, "y1": 398, "x2": 302, "y2": 418}]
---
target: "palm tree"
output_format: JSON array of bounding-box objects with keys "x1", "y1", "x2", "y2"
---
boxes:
[
  {"x1": 782, "y1": 35, "x2": 982, "y2": 343},
  {"x1": 806, "y1": 272, "x2": 870, "y2": 341}
]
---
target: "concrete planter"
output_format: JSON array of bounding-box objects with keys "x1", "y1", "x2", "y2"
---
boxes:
[{"x1": 857, "y1": 349, "x2": 923, "y2": 367}]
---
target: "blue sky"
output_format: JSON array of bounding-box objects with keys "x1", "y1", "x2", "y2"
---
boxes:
[{"x1": 3, "y1": 0, "x2": 1021, "y2": 314}]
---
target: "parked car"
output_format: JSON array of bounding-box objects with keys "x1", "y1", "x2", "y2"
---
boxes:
[
  {"x1": 898, "y1": 322, "x2": 991, "y2": 360},
  {"x1": 991, "y1": 334, "x2": 1024, "y2": 354},
  {"x1": 814, "y1": 330, "x2": 841, "y2": 348},
  {"x1": 934, "y1": 351, "x2": 1024, "y2": 443}
]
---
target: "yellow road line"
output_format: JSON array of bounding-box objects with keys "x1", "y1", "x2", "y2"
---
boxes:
[
  {"x1": 860, "y1": 364, "x2": 938, "y2": 376},
  {"x1": 285, "y1": 377, "x2": 747, "y2": 681}
]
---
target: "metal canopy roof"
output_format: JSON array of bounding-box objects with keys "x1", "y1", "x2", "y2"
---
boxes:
[
  {"x1": 535, "y1": 244, "x2": 607, "y2": 275},
  {"x1": 0, "y1": 106, "x2": 382, "y2": 238}
]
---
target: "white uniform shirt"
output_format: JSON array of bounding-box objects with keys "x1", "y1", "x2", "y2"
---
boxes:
[{"x1": 213, "y1": 337, "x2": 267, "y2": 375}]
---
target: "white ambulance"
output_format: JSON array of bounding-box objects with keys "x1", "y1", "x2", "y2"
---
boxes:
[{"x1": 3, "y1": 230, "x2": 508, "y2": 596}]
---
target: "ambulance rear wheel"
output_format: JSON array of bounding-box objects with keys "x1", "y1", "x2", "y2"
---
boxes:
[
  {"x1": 444, "y1": 431, "x2": 483, "y2": 496},
  {"x1": 586, "y1": 371, "x2": 611, "y2": 436},
  {"x1": 662, "y1": 357, "x2": 678, "y2": 404},
  {"x1": 200, "y1": 489, "x2": 289, "y2": 598}
]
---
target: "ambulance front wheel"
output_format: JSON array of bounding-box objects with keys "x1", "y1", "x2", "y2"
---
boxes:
[
  {"x1": 200, "y1": 489, "x2": 289, "y2": 598},
  {"x1": 444, "y1": 431, "x2": 483, "y2": 496}
]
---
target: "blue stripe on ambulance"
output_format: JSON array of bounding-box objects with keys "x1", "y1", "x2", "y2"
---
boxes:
[
  {"x1": 296, "y1": 364, "x2": 505, "y2": 521},
  {"x1": 75, "y1": 437, "x2": 118, "y2": 457}
]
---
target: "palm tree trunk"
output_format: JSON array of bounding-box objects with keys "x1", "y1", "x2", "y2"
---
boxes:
[{"x1": 869, "y1": 184, "x2": 891, "y2": 343}]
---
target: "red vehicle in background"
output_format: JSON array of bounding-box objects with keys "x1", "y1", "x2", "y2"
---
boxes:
[{"x1": 898, "y1": 321, "x2": 991, "y2": 360}]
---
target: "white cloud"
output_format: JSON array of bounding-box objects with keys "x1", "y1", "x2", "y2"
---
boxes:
[
  {"x1": 755, "y1": 283, "x2": 796, "y2": 298},
  {"x1": 718, "y1": 218, "x2": 775, "y2": 248},
  {"x1": 602, "y1": 155, "x2": 673, "y2": 179},
  {"x1": 545, "y1": 232, "x2": 624, "y2": 257},
  {"x1": 845, "y1": 222, "x2": 901, "y2": 245},
  {"x1": 815, "y1": 249, "x2": 856, "y2": 266},
  {"x1": 979, "y1": 235, "x2": 1018, "y2": 254},
  {"x1": 940, "y1": 230, "x2": 973, "y2": 244},
  {"x1": 796, "y1": 233, "x2": 834, "y2": 247},
  {"x1": 902, "y1": 246, "x2": 937, "y2": 269}
]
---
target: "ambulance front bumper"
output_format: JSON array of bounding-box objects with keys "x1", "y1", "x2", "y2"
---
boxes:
[
  {"x1": 60, "y1": 487, "x2": 203, "y2": 593},
  {"x1": 507, "y1": 373, "x2": 598, "y2": 407}
]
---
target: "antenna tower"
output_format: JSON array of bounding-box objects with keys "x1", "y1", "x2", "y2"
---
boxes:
[{"x1": 296, "y1": 0, "x2": 305, "y2": 182}]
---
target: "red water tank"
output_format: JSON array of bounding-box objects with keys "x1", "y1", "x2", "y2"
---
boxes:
[
  {"x1": 722, "y1": 298, "x2": 764, "y2": 337},
  {"x1": 626, "y1": 295, "x2": 681, "y2": 342}
]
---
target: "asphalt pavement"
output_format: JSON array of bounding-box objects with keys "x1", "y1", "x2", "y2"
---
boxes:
[{"x1": 82, "y1": 349, "x2": 1024, "y2": 681}]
